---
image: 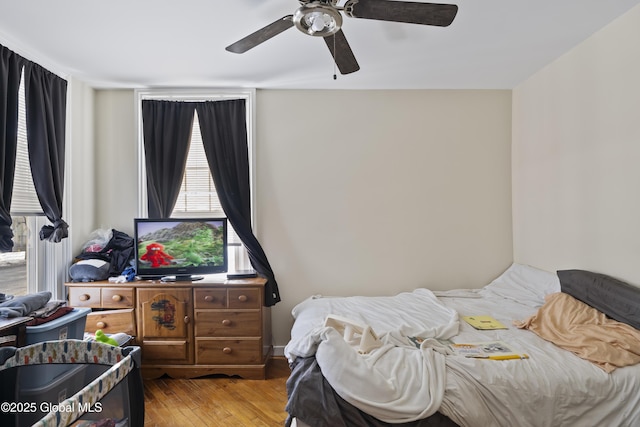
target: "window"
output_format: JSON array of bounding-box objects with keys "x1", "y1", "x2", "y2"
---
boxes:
[
  {"x1": 0, "y1": 216, "x2": 28, "y2": 297},
  {"x1": 136, "y1": 89, "x2": 256, "y2": 272},
  {"x1": 0, "y1": 73, "x2": 35, "y2": 297},
  {"x1": 172, "y1": 112, "x2": 223, "y2": 214},
  {"x1": 0, "y1": 72, "x2": 52, "y2": 297}
]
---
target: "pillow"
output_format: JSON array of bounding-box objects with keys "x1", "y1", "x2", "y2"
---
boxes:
[
  {"x1": 557, "y1": 269, "x2": 640, "y2": 330},
  {"x1": 69, "y1": 259, "x2": 111, "y2": 282},
  {"x1": 482, "y1": 263, "x2": 560, "y2": 307}
]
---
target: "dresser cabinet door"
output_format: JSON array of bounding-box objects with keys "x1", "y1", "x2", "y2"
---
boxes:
[{"x1": 138, "y1": 288, "x2": 193, "y2": 364}]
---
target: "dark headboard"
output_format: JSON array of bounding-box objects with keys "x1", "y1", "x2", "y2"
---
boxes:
[{"x1": 558, "y1": 269, "x2": 640, "y2": 330}]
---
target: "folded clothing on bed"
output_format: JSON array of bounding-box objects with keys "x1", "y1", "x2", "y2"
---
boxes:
[{"x1": 514, "y1": 291, "x2": 640, "y2": 372}]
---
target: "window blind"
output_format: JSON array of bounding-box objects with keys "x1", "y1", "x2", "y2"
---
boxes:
[
  {"x1": 172, "y1": 112, "x2": 240, "y2": 245},
  {"x1": 10, "y1": 72, "x2": 43, "y2": 216}
]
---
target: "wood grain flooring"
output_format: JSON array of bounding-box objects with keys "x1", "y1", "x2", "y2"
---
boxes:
[{"x1": 143, "y1": 358, "x2": 290, "y2": 427}]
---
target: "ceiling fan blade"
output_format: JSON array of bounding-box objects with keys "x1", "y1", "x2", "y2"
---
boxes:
[
  {"x1": 345, "y1": 0, "x2": 458, "y2": 27},
  {"x1": 323, "y1": 29, "x2": 360, "y2": 75},
  {"x1": 226, "y1": 15, "x2": 294, "y2": 53}
]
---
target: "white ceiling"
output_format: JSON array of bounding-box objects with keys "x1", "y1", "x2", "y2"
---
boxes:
[{"x1": 1, "y1": 0, "x2": 639, "y2": 89}]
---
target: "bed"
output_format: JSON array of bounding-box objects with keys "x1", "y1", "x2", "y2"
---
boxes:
[{"x1": 284, "y1": 263, "x2": 640, "y2": 427}]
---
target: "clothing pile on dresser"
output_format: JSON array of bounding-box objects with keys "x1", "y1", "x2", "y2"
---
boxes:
[{"x1": 0, "y1": 291, "x2": 71, "y2": 324}]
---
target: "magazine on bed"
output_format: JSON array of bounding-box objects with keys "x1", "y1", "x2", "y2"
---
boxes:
[
  {"x1": 450, "y1": 340, "x2": 529, "y2": 360},
  {"x1": 462, "y1": 315, "x2": 508, "y2": 330},
  {"x1": 407, "y1": 336, "x2": 452, "y2": 349}
]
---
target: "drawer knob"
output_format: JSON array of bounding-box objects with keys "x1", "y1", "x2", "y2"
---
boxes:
[
  {"x1": 79, "y1": 294, "x2": 90, "y2": 301},
  {"x1": 222, "y1": 319, "x2": 231, "y2": 326},
  {"x1": 238, "y1": 295, "x2": 248, "y2": 303},
  {"x1": 96, "y1": 321, "x2": 106, "y2": 329},
  {"x1": 184, "y1": 316, "x2": 190, "y2": 324},
  {"x1": 204, "y1": 295, "x2": 214, "y2": 302},
  {"x1": 222, "y1": 347, "x2": 232, "y2": 354},
  {"x1": 111, "y1": 294, "x2": 122, "y2": 302}
]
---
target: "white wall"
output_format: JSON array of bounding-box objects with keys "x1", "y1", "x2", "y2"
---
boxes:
[
  {"x1": 68, "y1": 78, "x2": 96, "y2": 256},
  {"x1": 93, "y1": 90, "x2": 138, "y2": 235},
  {"x1": 512, "y1": 5, "x2": 640, "y2": 285},
  {"x1": 256, "y1": 90, "x2": 512, "y2": 346},
  {"x1": 90, "y1": 89, "x2": 513, "y2": 348}
]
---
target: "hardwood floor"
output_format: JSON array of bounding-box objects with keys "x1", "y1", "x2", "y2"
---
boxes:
[{"x1": 143, "y1": 358, "x2": 290, "y2": 427}]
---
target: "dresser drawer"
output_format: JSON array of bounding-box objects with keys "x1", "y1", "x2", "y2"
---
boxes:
[
  {"x1": 196, "y1": 338, "x2": 261, "y2": 364},
  {"x1": 193, "y1": 288, "x2": 227, "y2": 309},
  {"x1": 101, "y1": 287, "x2": 134, "y2": 308},
  {"x1": 194, "y1": 311, "x2": 261, "y2": 337},
  {"x1": 68, "y1": 287, "x2": 102, "y2": 308},
  {"x1": 228, "y1": 288, "x2": 261, "y2": 309},
  {"x1": 142, "y1": 340, "x2": 192, "y2": 364},
  {"x1": 86, "y1": 308, "x2": 136, "y2": 336}
]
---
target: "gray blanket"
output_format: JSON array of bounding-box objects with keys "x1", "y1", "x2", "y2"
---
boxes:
[{"x1": 0, "y1": 292, "x2": 51, "y2": 318}]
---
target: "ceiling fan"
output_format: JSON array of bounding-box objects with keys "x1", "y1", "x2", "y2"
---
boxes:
[{"x1": 225, "y1": 0, "x2": 458, "y2": 75}]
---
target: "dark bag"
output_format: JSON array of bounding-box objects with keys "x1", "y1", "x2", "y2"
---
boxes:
[{"x1": 76, "y1": 229, "x2": 135, "y2": 276}]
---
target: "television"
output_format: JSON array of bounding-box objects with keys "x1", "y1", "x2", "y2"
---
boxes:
[{"x1": 134, "y1": 218, "x2": 228, "y2": 281}]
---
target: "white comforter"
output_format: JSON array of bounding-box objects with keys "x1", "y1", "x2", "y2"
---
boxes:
[
  {"x1": 285, "y1": 264, "x2": 640, "y2": 427},
  {"x1": 285, "y1": 288, "x2": 459, "y2": 423}
]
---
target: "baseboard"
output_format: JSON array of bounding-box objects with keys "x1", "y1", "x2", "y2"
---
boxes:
[{"x1": 273, "y1": 345, "x2": 285, "y2": 357}]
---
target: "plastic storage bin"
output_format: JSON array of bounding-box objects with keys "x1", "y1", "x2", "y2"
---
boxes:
[
  {"x1": 25, "y1": 307, "x2": 91, "y2": 344},
  {"x1": 20, "y1": 307, "x2": 91, "y2": 389},
  {"x1": 14, "y1": 363, "x2": 89, "y2": 426}
]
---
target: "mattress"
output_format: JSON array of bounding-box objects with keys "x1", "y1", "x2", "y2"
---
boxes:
[{"x1": 285, "y1": 263, "x2": 640, "y2": 427}]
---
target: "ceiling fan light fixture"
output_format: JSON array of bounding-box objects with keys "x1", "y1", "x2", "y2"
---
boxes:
[{"x1": 293, "y1": 3, "x2": 342, "y2": 37}]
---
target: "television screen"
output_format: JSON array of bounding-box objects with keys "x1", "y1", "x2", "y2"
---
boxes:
[{"x1": 134, "y1": 218, "x2": 228, "y2": 281}]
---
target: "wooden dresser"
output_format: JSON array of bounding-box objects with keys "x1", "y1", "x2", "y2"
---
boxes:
[{"x1": 64, "y1": 276, "x2": 272, "y2": 379}]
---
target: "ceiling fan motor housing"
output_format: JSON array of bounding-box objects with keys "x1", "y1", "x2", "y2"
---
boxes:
[
  {"x1": 298, "y1": 0, "x2": 340, "y2": 6},
  {"x1": 293, "y1": 1, "x2": 343, "y2": 36}
]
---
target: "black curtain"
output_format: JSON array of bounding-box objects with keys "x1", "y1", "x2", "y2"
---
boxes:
[
  {"x1": 23, "y1": 61, "x2": 69, "y2": 242},
  {"x1": 141, "y1": 100, "x2": 196, "y2": 218},
  {"x1": 0, "y1": 44, "x2": 24, "y2": 251},
  {"x1": 196, "y1": 100, "x2": 281, "y2": 307}
]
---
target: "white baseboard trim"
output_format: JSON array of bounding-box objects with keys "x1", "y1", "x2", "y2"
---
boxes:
[{"x1": 273, "y1": 345, "x2": 285, "y2": 357}]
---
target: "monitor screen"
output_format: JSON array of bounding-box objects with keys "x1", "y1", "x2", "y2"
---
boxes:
[{"x1": 134, "y1": 218, "x2": 228, "y2": 281}]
